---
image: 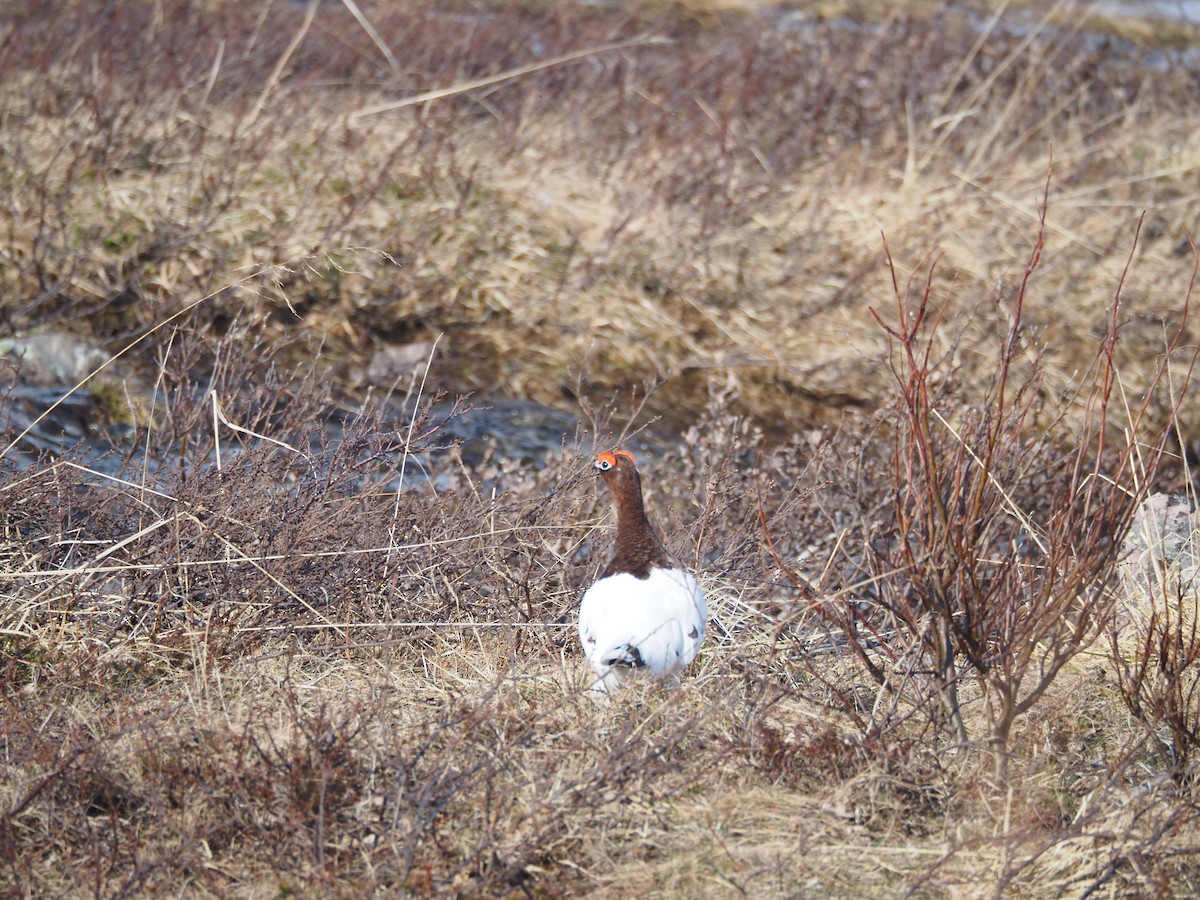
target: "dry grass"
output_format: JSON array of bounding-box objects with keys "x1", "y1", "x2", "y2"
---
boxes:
[
  {"x1": 4, "y1": 371, "x2": 1200, "y2": 894},
  {"x1": 3, "y1": 0, "x2": 1199, "y2": 426},
  {"x1": 6, "y1": 0, "x2": 1200, "y2": 896}
]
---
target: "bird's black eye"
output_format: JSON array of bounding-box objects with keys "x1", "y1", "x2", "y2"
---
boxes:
[{"x1": 595, "y1": 458, "x2": 612, "y2": 471}]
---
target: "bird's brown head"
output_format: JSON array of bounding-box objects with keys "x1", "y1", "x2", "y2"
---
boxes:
[
  {"x1": 593, "y1": 449, "x2": 638, "y2": 484},
  {"x1": 592, "y1": 448, "x2": 665, "y2": 577},
  {"x1": 593, "y1": 449, "x2": 645, "y2": 518}
]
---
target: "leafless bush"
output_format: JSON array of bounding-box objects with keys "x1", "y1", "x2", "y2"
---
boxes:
[
  {"x1": 767, "y1": 174, "x2": 1196, "y2": 781},
  {"x1": 878, "y1": 211, "x2": 1190, "y2": 780},
  {"x1": 1112, "y1": 493, "x2": 1200, "y2": 781},
  {"x1": 1117, "y1": 602, "x2": 1200, "y2": 781}
]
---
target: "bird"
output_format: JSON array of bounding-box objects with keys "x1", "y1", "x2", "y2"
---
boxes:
[{"x1": 578, "y1": 449, "x2": 707, "y2": 692}]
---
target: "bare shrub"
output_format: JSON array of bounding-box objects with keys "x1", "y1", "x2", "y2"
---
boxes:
[
  {"x1": 1112, "y1": 491, "x2": 1200, "y2": 781},
  {"x1": 767, "y1": 176, "x2": 1196, "y2": 781}
]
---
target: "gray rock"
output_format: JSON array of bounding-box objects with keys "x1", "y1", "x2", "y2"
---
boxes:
[
  {"x1": 0, "y1": 333, "x2": 109, "y2": 386},
  {"x1": 1118, "y1": 492, "x2": 1200, "y2": 607},
  {"x1": 366, "y1": 341, "x2": 437, "y2": 385}
]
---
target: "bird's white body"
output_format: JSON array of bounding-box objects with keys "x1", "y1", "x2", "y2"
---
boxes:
[{"x1": 578, "y1": 566, "x2": 707, "y2": 691}]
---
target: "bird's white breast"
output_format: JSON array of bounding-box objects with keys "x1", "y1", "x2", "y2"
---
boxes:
[{"x1": 578, "y1": 566, "x2": 707, "y2": 685}]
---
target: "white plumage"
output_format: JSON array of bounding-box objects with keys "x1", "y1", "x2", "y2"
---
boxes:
[
  {"x1": 579, "y1": 566, "x2": 707, "y2": 691},
  {"x1": 577, "y1": 448, "x2": 707, "y2": 693}
]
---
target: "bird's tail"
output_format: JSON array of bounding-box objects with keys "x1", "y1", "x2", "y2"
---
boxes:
[{"x1": 601, "y1": 644, "x2": 646, "y2": 669}]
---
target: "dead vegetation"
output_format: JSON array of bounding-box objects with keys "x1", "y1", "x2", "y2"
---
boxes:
[
  {"x1": 5, "y1": 0, "x2": 1200, "y2": 896},
  {"x1": 4, "y1": 0, "x2": 1200, "y2": 424}
]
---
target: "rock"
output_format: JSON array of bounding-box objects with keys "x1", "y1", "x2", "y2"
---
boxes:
[
  {"x1": 1120, "y1": 493, "x2": 1200, "y2": 590},
  {"x1": 366, "y1": 341, "x2": 437, "y2": 385},
  {"x1": 0, "y1": 333, "x2": 108, "y2": 386},
  {"x1": 1117, "y1": 492, "x2": 1200, "y2": 633}
]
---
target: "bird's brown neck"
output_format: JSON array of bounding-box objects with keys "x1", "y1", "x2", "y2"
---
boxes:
[{"x1": 604, "y1": 473, "x2": 670, "y2": 579}]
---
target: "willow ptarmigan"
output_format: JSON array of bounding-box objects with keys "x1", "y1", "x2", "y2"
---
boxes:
[{"x1": 578, "y1": 449, "x2": 707, "y2": 692}]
